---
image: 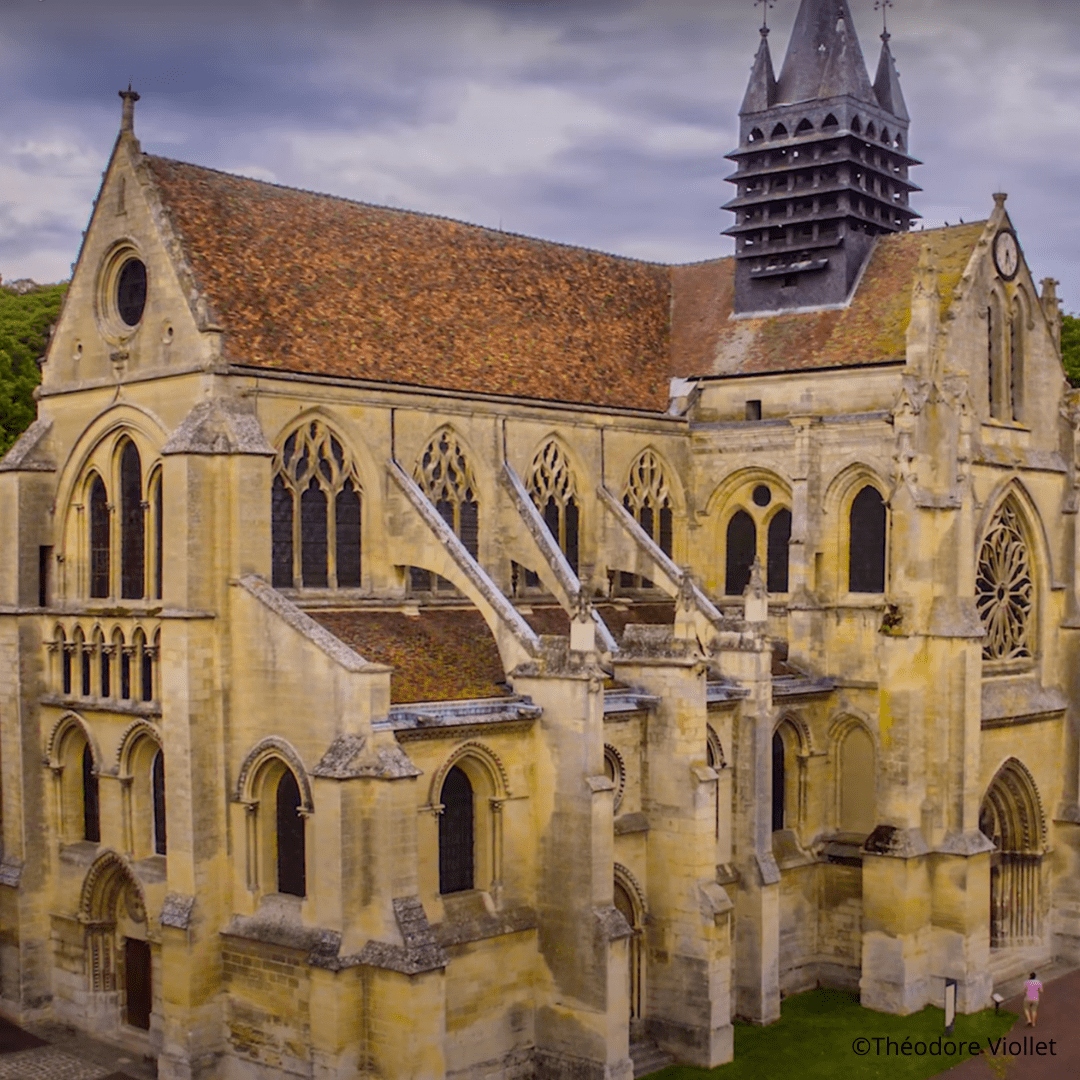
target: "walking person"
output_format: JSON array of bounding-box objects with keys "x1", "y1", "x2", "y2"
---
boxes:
[{"x1": 1024, "y1": 972, "x2": 1043, "y2": 1027}]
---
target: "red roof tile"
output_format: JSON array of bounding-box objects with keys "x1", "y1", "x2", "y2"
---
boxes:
[{"x1": 145, "y1": 156, "x2": 673, "y2": 411}]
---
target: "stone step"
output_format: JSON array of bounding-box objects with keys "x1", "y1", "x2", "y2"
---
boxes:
[{"x1": 630, "y1": 1039, "x2": 674, "y2": 1078}]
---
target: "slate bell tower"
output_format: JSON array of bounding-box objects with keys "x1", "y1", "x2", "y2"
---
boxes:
[{"x1": 724, "y1": 0, "x2": 920, "y2": 314}]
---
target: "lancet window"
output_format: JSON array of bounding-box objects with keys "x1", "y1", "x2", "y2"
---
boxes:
[
  {"x1": 89, "y1": 476, "x2": 110, "y2": 599},
  {"x1": 527, "y1": 441, "x2": 580, "y2": 577},
  {"x1": 439, "y1": 766, "x2": 475, "y2": 895},
  {"x1": 722, "y1": 482, "x2": 790, "y2": 597},
  {"x1": 276, "y1": 770, "x2": 306, "y2": 898},
  {"x1": 271, "y1": 420, "x2": 363, "y2": 590},
  {"x1": 848, "y1": 486, "x2": 886, "y2": 593},
  {"x1": 119, "y1": 441, "x2": 145, "y2": 599},
  {"x1": 976, "y1": 501, "x2": 1033, "y2": 663},
  {"x1": 621, "y1": 450, "x2": 673, "y2": 589},
  {"x1": 411, "y1": 429, "x2": 479, "y2": 593}
]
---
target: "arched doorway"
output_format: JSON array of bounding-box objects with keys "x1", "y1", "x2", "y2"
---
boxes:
[
  {"x1": 79, "y1": 852, "x2": 153, "y2": 1032},
  {"x1": 979, "y1": 761, "x2": 1045, "y2": 948},
  {"x1": 613, "y1": 866, "x2": 646, "y2": 1041}
]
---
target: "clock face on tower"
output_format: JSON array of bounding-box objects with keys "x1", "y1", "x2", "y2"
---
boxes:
[{"x1": 993, "y1": 229, "x2": 1019, "y2": 281}]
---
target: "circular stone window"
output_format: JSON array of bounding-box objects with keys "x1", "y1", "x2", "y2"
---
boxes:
[
  {"x1": 752, "y1": 484, "x2": 772, "y2": 507},
  {"x1": 116, "y1": 258, "x2": 147, "y2": 326}
]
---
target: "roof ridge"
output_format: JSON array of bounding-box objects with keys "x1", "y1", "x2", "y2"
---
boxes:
[{"x1": 144, "y1": 152, "x2": 673, "y2": 269}]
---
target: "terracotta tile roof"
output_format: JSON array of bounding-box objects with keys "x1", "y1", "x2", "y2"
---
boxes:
[
  {"x1": 519, "y1": 601, "x2": 675, "y2": 641},
  {"x1": 670, "y1": 222, "x2": 986, "y2": 377},
  {"x1": 145, "y1": 156, "x2": 673, "y2": 411},
  {"x1": 309, "y1": 608, "x2": 511, "y2": 704}
]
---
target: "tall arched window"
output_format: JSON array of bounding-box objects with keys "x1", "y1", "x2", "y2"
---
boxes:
[
  {"x1": 75, "y1": 626, "x2": 91, "y2": 696},
  {"x1": 95, "y1": 628, "x2": 110, "y2": 698},
  {"x1": 839, "y1": 726, "x2": 875, "y2": 834},
  {"x1": 771, "y1": 730, "x2": 785, "y2": 832},
  {"x1": 988, "y1": 293, "x2": 1005, "y2": 419},
  {"x1": 528, "y1": 441, "x2": 581, "y2": 576},
  {"x1": 151, "y1": 472, "x2": 163, "y2": 600},
  {"x1": 152, "y1": 749, "x2": 167, "y2": 856},
  {"x1": 1010, "y1": 295, "x2": 1024, "y2": 422},
  {"x1": 977, "y1": 500, "x2": 1033, "y2": 663},
  {"x1": 848, "y1": 486, "x2": 886, "y2": 593},
  {"x1": 725, "y1": 511, "x2": 756, "y2": 595},
  {"x1": 412, "y1": 430, "x2": 479, "y2": 592},
  {"x1": 120, "y1": 441, "x2": 144, "y2": 600},
  {"x1": 272, "y1": 421, "x2": 363, "y2": 590},
  {"x1": 276, "y1": 770, "x2": 306, "y2": 897},
  {"x1": 83, "y1": 744, "x2": 100, "y2": 843},
  {"x1": 89, "y1": 475, "x2": 110, "y2": 598},
  {"x1": 621, "y1": 450, "x2": 674, "y2": 589},
  {"x1": 439, "y1": 766, "x2": 474, "y2": 894},
  {"x1": 767, "y1": 508, "x2": 792, "y2": 594}
]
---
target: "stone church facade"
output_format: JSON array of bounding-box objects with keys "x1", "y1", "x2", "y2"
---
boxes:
[{"x1": 1, "y1": 2, "x2": 1078, "y2": 1078}]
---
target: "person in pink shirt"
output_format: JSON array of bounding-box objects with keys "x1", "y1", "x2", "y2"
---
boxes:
[{"x1": 1024, "y1": 972, "x2": 1043, "y2": 1027}]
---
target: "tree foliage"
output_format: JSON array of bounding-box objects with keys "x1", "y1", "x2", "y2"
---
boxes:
[
  {"x1": 1062, "y1": 314, "x2": 1080, "y2": 388},
  {"x1": 0, "y1": 283, "x2": 67, "y2": 456}
]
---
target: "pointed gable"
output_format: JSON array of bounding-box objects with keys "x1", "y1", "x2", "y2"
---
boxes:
[
  {"x1": 873, "y1": 34, "x2": 910, "y2": 121},
  {"x1": 775, "y1": 0, "x2": 876, "y2": 105},
  {"x1": 740, "y1": 28, "x2": 778, "y2": 114}
]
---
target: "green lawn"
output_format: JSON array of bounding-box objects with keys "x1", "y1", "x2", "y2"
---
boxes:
[{"x1": 650, "y1": 989, "x2": 1017, "y2": 1080}]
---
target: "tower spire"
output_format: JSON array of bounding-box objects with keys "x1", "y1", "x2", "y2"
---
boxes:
[
  {"x1": 740, "y1": 23, "x2": 778, "y2": 114},
  {"x1": 775, "y1": 0, "x2": 876, "y2": 105},
  {"x1": 873, "y1": 5, "x2": 909, "y2": 120}
]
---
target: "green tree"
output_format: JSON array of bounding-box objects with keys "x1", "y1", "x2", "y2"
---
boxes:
[
  {"x1": 1063, "y1": 313, "x2": 1080, "y2": 388},
  {"x1": 0, "y1": 282, "x2": 67, "y2": 456}
]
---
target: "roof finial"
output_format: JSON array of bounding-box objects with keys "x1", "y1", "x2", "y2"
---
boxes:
[
  {"x1": 875, "y1": 0, "x2": 893, "y2": 41},
  {"x1": 118, "y1": 83, "x2": 140, "y2": 135},
  {"x1": 755, "y1": 0, "x2": 775, "y2": 34}
]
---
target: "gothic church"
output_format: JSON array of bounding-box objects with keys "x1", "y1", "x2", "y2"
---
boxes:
[{"x1": 1, "y1": 2, "x2": 1077, "y2": 1078}]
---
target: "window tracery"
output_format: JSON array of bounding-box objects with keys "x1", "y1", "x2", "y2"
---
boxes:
[
  {"x1": 976, "y1": 501, "x2": 1033, "y2": 662},
  {"x1": 527, "y1": 441, "x2": 580, "y2": 578},
  {"x1": 411, "y1": 429, "x2": 479, "y2": 592},
  {"x1": 621, "y1": 450, "x2": 673, "y2": 589},
  {"x1": 272, "y1": 420, "x2": 363, "y2": 590}
]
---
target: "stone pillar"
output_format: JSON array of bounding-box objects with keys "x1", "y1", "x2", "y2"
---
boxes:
[
  {"x1": 514, "y1": 640, "x2": 633, "y2": 1080},
  {"x1": 614, "y1": 628, "x2": 733, "y2": 1067}
]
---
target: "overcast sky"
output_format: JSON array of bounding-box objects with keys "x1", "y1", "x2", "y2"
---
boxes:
[{"x1": 3, "y1": 0, "x2": 1079, "y2": 310}]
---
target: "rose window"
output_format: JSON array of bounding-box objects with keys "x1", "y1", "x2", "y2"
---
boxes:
[{"x1": 976, "y1": 502, "x2": 1033, "y2": 662}]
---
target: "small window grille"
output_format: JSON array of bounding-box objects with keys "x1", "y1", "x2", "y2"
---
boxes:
[
  {"x1": 848, "y1": 486, "x2": 886, "y2": 593},
  {"x1": 120, "y1": 441, "x2": 145, "y2": 600},
  {"x1": 439, "y1": 766, "x2": 475, "y2": 895},
  {"x1": 276, "y1": 770, "x2": 306, "y2": 897}
]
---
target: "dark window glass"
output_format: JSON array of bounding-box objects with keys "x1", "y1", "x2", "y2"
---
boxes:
[
  {"x1": 141, "y1": 643, "x2": 153, "y2": 702},
  {"x1": 121, "y1": 646, "x2": 131, "y2": 700},
  {"x1": 83, "y1": 744, "x2": 100, "y2": 842},
  {"x1": 153, "y1": 478, "x2": 163, "y2": 599},
  {"x1": 767, "y1": 509, "x2": 792, "y2": 594},
  {"x1": 335, "y1": 481, "x2": 362, "y2": 588},
  {"x1": 565, "y1": 499, "x2": 580, "y2": 575},
  {"x1": 62, "y1": 641, "x2": 72, "y2": 695},
  {"x1": 459, "y1": 499, "x2": 479, "y2": 560},
  {"x1": 849, "y1": 486, "x2": 886, "y2": 593},
  {"x1": 752, "y1": 484, "x2": 772, "y2": 507},
  {"x1": 100, "y1": 645, "x2": 110, "y2": 698},
  {"x1": 276, "y1": 770, "x2": 306, "y2": 897},
  {"x1": 771, "y1": 731, "x2": 785, "y2": 832},
  {"x1": 124, "y1": 938, "x2": 152, "y2": 1030},
  {"x1": 152, "y1": 750, "x2": 167, "y2": 856},
  {"x1": 116, "y1": 259, "x2": 147, "y2": 326},
  {"x1": 39, "y1": 546, "x2": 51, "y2": 607},
  {"x1": 439, "y1": 766, "x2": 474, "y2": 895},
  {"x1": 120, "y1": 442, "x2": 144, "y2": 600},
  {"x1": 725, "y1": 510, "x2": 756, "y2": 596},
  {"x1": 89, "y1": 476, "x2": 110, "y2": 598},
  {"x1": 543, "y1": 497, "x2": 560, "y2": 547},
  {"x1": 81, "y1": 640, "x2": 91, "y2": 696},
  {"x1": 271, "y1": 475, "x2": 294, "y2": 588},
  {"x1": 300, "y1": 479, "x2": 328, "y2": 588}
]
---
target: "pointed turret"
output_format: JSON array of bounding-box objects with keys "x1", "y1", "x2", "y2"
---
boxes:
[
  {"x1": 776, "y1": 0, "x2": 876, "y2": 105},
  {"x1": 741, "y1": 27, "x2": 778, "y2": 114},
  {"x1": 873, "y1": 32, "x2": 909, "y2": 121},
  {"x1": 722, "y1": 0, "x2": 921, "y2": 315}
]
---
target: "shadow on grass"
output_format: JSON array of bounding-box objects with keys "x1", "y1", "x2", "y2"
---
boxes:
[{"x1": 649, "y1": 988, "x2": 1017, "y2": 1080}]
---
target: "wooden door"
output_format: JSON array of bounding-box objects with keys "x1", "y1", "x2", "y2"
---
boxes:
[{"x1": 124, "y1": 938, "x2": 152, "y2": 1030}]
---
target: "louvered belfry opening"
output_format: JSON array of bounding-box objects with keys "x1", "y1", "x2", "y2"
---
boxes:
[
  {"x1": 439, "y1": 766, "x2": 475, "y2": 895},
  {"x1": 723, "y1": 0, "x2": 921, "y2": 313}
]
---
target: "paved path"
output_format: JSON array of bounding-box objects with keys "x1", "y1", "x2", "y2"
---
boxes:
[
  {"x1": 945, "y1": 968, "x2": 1080, "y2": 1079},
  {"x1": 0, "y1": 1015, "x2": 151, "y2": 1080}
]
